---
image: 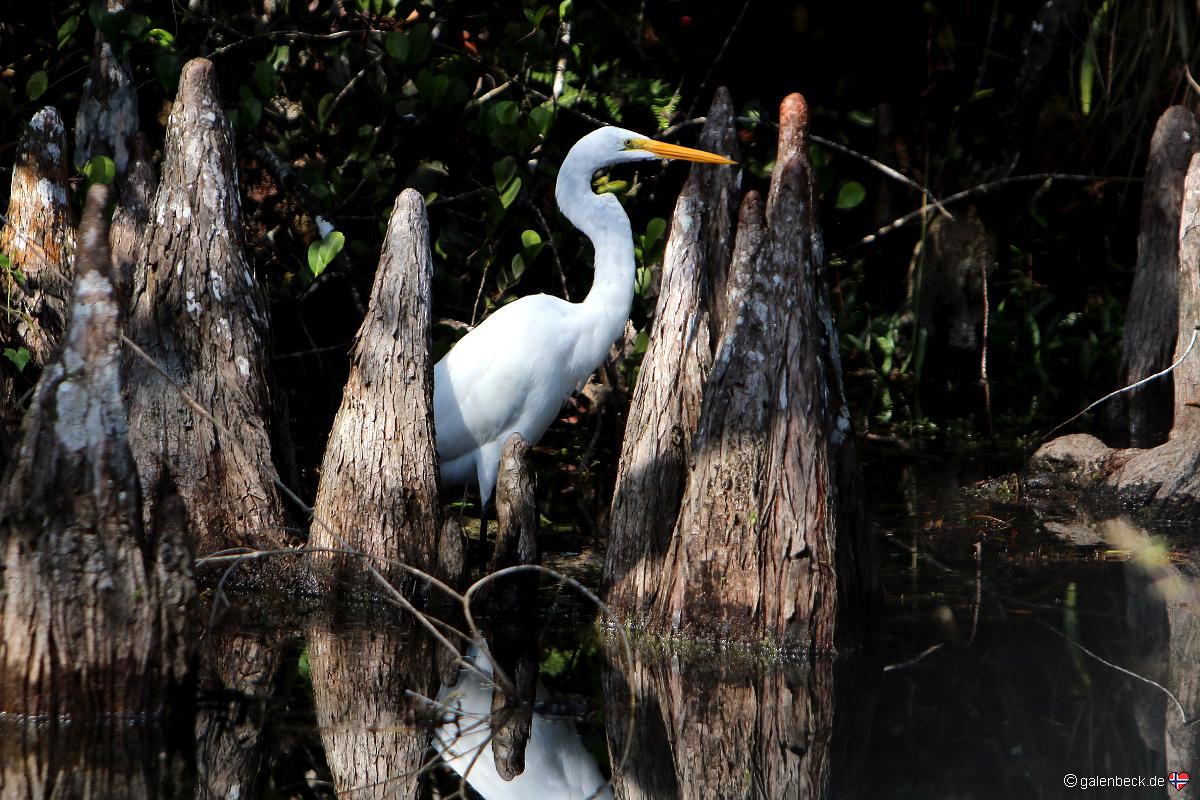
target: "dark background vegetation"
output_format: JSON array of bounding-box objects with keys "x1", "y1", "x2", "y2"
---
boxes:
[{"x1": 2, "y1": 0, "x2": 1198, "y2": 521}]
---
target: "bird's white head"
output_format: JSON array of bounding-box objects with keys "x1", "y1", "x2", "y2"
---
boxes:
[{"x1": 565, "y1": 125, "x2": 737, "y2": 172}]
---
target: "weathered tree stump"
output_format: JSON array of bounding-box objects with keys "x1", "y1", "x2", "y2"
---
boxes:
[
  {"x1": 1030, "y1": 148, "x2": 1200, "y2": 515},
  {"x1": 488, "y1": 433, "x2": 538, "y2": 574},
  {"x1": 0, "y1": 184, "x2": 194, "y2": 716},
  {"x1": 308, "y1": 623, "x2": 437, "y2": 800},
  {"x1": 0, "y1": 106, "x2": 76, "y2": 455},
  {"x1": 1110, "y1": 106, "x2": 1199, "y2": 448},
  {"x1": 125, "y1": 58, "x2": 293, "y2": 574},
  {"x1": 603, "y1": 91, "x2": 739, "y2": 617},
  {"x1": 73, "y1": 0, "x2": 139, "y2": 180},
  {"x1": 308, "y1": 189, "x2": 441, "y2": 595},
  {"x1": 606, "y1": 93, "x2": 877, "y2": 652}
]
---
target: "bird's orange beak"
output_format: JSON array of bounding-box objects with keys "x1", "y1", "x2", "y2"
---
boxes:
[{"x1": 633, "y1": 138, "x2": 737, "y2": 165}]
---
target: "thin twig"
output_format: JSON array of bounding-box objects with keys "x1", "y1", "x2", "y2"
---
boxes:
[
  {"x1": 841, "y1": 173, "x2": 1129, "y2": 255},
  {"x1": 882, "y1": 643, "x2": 944, "y2": 672},
  {"x1": 1039, "y1": 621, "x2": 1195, "y2": 726},
  {"x1": 691, "y1": 0, "x2": 754, "y2": 115},
  {"x1": 522, "y1": 198, "x2": 570, "y2": 301},
  {"x1": 1041, "y1": 325, "x2": 1200, "y2": 442}
]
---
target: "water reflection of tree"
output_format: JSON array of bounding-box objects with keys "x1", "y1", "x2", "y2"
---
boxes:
[
  {"x1": 194, "y1": 627, "x2": 285, "y2": 800},
  {"x1": 307, "y1": 620, "x2": 438, "y2": 800},
  {"x1": 603, "y1": 645, "x2": 878, "y2": 799}
]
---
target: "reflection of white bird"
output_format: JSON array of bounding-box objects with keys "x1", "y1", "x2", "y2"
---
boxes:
[
  {"x1": 434, "y1": 644, "x2": 613, "y2": 800},
  {"x1": 433, "y1": 127, "x2": 734, "y2": 502}
]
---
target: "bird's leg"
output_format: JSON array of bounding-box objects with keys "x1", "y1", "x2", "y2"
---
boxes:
[{"x1": 478, "y1": 495, "x2": 491, "y2": 547}]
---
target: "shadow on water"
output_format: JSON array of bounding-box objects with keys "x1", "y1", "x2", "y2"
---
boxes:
[{"x1": 3, "y1": 448, "x2": 1197, "y2": 798}]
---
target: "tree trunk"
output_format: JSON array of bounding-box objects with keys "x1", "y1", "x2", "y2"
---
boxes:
[
  {"x1": 0, "y1": 106, "x2": 76, "y2": 460},
  {"x1": 125, "y1": 58, "x2": 293, "y2": 574},
  {"x1": 0, "y1": 184, "x2": 194, "y2": 716},
  {"x1": 73, "y1": 0, "x2": 139, "y2": 179},
  {"x1": 489, "y1": 433, "x2": 538, "y2": 573},
  {"x1": 604, "y1": 92, "x2": 739, "y2": 617},
  {"x1": 308, "y1": 189, "x2": 441, "y2": 595},
  {"x1": 1030, "y1": 150, "x2": 1200, "y2": 516},
  {"x1": 1111, "y1": 106, "x2": 1198, "y2": 448},
  {"x1": 308, "y1": 623, "x2": 437, "y2": 800},
  {"x1": 642, "y1": 94, "x2": 870, "y2": 652}
]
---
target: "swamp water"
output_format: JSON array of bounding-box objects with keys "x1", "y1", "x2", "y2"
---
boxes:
[{"x1": 2, "y1": 449, "x2": 1195, "y2": 799}]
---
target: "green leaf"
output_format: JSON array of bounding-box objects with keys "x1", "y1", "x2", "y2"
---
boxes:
[
  {"x1": 298, "y1": 647, "x2": 311, "y2": 682},
  {"x1": 559, "y1": 0, "x2": 573, "y2": 19},
  {"x1": 146, "y1": 27, "x2": 175, "y2": 48},
  {"x1": 83, "y1": 155, "x2": 116, "y2": 186},
  {"x1": 492, "y1": 157, "x2": 522, "y2": 208},
  {"x1": 847, "y1": 110, "x2": 874, "y2": 128},
  {"x1": 317, "y1": 92, "x2": 335, "y2": 128},
  {"x1": 254, "y1": 60, "x2": 276, "y2": 97},
  {"x1": 510, "y1": 252, "x2": 526, "y2": 279},
  {"x1": 239, "y1": 86, "x2": 262, "y2": 128},
  {"x1": 520, "y1": 229, "x2": 542, "y2": 249},
  {"x1": 25, "y1": 71, "x2": 48, "y2": 102},
  {"x1": 645, "y1": 217, "x2": 667, "y2": 244},
  {"x1": 385, "y1": 30, "x2": 409, "y2": 62},
  {"x1": 407, "y1": 23, "x2": 432, "y2": 63},
  {"x1": 528, "y1": 104, "x2": 553, "y2": 136},
  {"x1": 4, "y1": 347, "x2": 31, "y2": 373},
  {"x1": 835, "y1": 181, "x2": 866, "y2": 210},
  {"x1": 307, "y1": 231, "x2": 345, "y2": 278},
  {"x1": 57, "y1": 15, "x2": 81, "y2": 49},
  {"x1": 492, "y1": 99, "x2": 519, "y2": 126}
]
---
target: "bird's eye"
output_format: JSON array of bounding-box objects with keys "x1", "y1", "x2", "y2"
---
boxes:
[{"x1": 623, "y1": 138, "x2": 633, "y2": 149}]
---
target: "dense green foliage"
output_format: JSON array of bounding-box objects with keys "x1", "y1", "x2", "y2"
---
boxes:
[{"x1": 2, "y1": 0, "x2": 1198, "y2": 474}]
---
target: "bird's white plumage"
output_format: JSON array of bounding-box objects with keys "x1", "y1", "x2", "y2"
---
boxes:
[
  {"x1": 433, "y1": 643, "x2": 613, "y2": 800},
  {"x1": 433, "y1": 126, "x2": 666, "y2": 501}
]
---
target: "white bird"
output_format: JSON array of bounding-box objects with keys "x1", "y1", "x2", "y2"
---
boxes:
[
  {"x1": 433, "y1": 642, "x2": 613, "y2": 800},
  {"x1": 433, "y1": 126, "x2": 734, "y2": 502}
]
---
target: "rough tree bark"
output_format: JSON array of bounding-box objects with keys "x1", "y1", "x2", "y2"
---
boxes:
[
  {"x1": 603, "y1": 92, "x2": 739, "y2": 617},
  {"x1": 1111, "y1": 106, "x2": 1199, "y2": 448},
  {"x1": 0, "y1": 106, "x2": 76, "y2": 444},
  {"x1": 0, "y1": 184, "x2": 194, "y2": 716},
  {"x1": 308, "y1": 623, "x2": 437, "y2": 800},
  {"x1": 73, "y1": 0, "x2": 139, "y2": 179},
  {"x1": 489, "y1": 432, "x2": 538, "y2": 573},
  {"x1": 125, "y1": 58, "x2": 293, "y2": 572},
  {"x1": 610, "y1": 94, "x2": 874, "y2": 652},
  {"x1": 1031, "y1": 150, "x2": 1200, "y2": 516},
  {"x1": 308, "y1": 189, "x2": 441, "y2": 594}
]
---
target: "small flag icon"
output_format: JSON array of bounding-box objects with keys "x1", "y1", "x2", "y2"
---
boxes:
[{"x1": 1168, "y1": 772, "x2": 1190, "y2": 791}]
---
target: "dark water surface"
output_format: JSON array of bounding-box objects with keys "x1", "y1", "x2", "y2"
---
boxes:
[{"x1": 3, "y1": 448, "x2": 1196, "y2": 799}]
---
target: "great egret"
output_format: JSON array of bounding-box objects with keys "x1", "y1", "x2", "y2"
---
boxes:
[
  {"x1": 434, "y1": 642, "x2": 613, "y2": 800},
  {"x1": 433, "y1": 126, "x2": 734, "y2": 501}
]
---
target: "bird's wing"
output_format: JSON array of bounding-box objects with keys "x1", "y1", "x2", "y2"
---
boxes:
[{"x1": 433, "y1": 295, "x2": 575, "y2": 463}]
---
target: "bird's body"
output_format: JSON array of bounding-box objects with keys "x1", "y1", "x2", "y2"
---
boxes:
[
  {"x1": 433, "y1": 643, "x2": 613, "y2": 800},
  {"x1": 433, "y1": 126, "x2": 733, "y2": 501}
]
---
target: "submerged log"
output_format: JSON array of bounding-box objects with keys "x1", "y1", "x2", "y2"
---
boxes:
[
  {"x1": 308, "y1": 189, "x2": 441, "y2": 595},
  {"x1": 603, "y1": 92, "x2": 739, "y2": 616},
  {"x1": 609, "y1": 93, "x2": 875, "y2": 652},
  {"x1": 1111, "y1": 106, "x2": 1198, "y2": 448},
  {"x1": 1031, "y1": 148, "x2": 1200, "y2": 516},
  {"x1": 125, "y1": 58, "x2": 293, "y2": 573},
  {"x1": 0, "y1": 184, "x2": 194, "y2": 715}
]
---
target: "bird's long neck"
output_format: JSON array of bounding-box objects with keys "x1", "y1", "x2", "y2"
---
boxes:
[{"x1": 555, "y1": 162, "x2": 635, "y2": 373}]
